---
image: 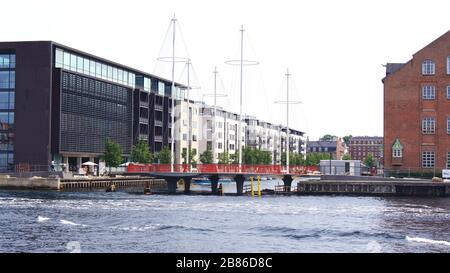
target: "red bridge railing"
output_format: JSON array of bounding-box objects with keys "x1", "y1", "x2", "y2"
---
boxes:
[{"x1": 127, "y1": 164, "x2": 319, "y2": 175}]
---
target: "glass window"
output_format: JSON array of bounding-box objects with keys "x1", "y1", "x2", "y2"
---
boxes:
[
  {"x1": 76, "y1": 56, "x2": 83, "y2": 72},
  {"x1": 10, "y1": 54, "x2": 15, "y2": 68},
  {"x1": 129, "y1": 73, "x2": 135, "y2": 87},
  {"x1": 101, "y1": 64, "x2": 107, "y2": 79},
  {"x1": 0, "y1": 93, "x2": 8, "y2": 109},
  {"x1": 9, "y1": 92, "x2": 14, "y2": 109},
  {"x1": 447, "y1": 86, "x2": 450, "y2": 100},
  {"x1": 0, "y1": 54, "x2": 10, "y2": 68},
  {"x1": 422, "y1": 85, "x2": 435, "y2": 100},
  {"x1": 0, "y1": 71, "x2": 9, "y2": 89},
  {"x1": 9, "y1": 71, "x2": 15, "y2": 89},
  {"x1": 70, "y1": 54, "x2": 77, "y2": 71},
  {"x1": 95, "y1": 62, "x2": 101, "y2": 77},
  {"x1": 0, "y1": 112, "x2": 10, "y2": 130},
  {"x1": 83, "y1": 58, "x2": 89, "y2": 73},
  {"x1": 107, "y1": 66, "x2": 113, "y2": 80},
  {"x1": 158, "y1": 81, "x2": 165, "y2": 96},
  {"x1": 422, "y1": 117, "x2": 435, "y2": 134},
  {"x1": 422, "y1": 59, "x2": 435, "y2": 75},
  {"x1": 448, "y1": 117, "x2": 450, "y2": 134},
  {"x1": 113, "y1": 67, "x2": 118, "y2": 82},
  {"x1": 63, "y1": 52, "x2": 70, "y2": 69},
  {"x1": 55, "y1": 49, "x2": 63, "y2": 67},
  {"x1": 448, "y1": 56, "x2": 450, "y2": 75},
  {"x1": 447, "y1": 152, "x2": 450, "y2": 169},
  {"x1": 118, "y1": 69, "x2": 123, "y2": 83},
  {"x1": 422, "y1": 151, "x2": 435, "y2": 168},
  {"x1": 89, "y1": 59, "x2": 96, "y2": 76}
]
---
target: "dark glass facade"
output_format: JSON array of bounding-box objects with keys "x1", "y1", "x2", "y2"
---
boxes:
[
  {"x1": 0, "y1": 41, "x2": 182, "y2": 170},
  {"x1": 59, "y1": 71, "x2": 133, "y2": 154},
  {"x1": 0, "y1": 52, "x2": 15, "y2": 170}
]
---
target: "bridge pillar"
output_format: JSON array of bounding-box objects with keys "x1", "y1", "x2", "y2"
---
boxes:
[
  {"x1": 184, "y1": 178, "x2": 192, "y2": 194},
  {"x1": 282, "y1": 175, "x2": 294, "y2": 192},
  {"x1": 166, "y1": 177, "x2": 179, "y2": 194},
  {"x1": 234, "y1": 174, "x2": 246, "y2": 196},
  {"x1": 209, "y1": 175, "x2": 219, "y2": 195}
]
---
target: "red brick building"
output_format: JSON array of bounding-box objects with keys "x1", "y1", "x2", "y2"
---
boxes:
[
  {"x1": 348, "y1": 136, "x2": 383, "y2": 164},
  {"x1": 383, "y1": 30, "x2": 450, "y2": 174}
]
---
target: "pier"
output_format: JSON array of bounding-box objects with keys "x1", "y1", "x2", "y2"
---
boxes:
[{"x1": 297, "y1": 175, "x2": 450, "y2": 197}]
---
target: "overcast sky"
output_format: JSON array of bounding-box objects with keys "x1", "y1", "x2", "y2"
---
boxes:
[{"x1": 3, "y1": 0, "x2": 449, "y2": 140}]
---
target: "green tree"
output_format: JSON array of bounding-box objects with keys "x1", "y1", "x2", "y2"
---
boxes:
[
  {"x1": 130, "y1": 140, "x2": 153, "y2": 163},
  {"x1": 321, "y1": 134, "x2": 337, "y2": 141},
  {"x1": 342, "y1": 154, "x2": 352, "y2": 160},
  {"x1": 305, "y1": 152, "x2": 331, "y2": 166},
  {"x1": 102, "y1": 139, "x2": 123, "y2": 172},
  {"x1": 343, "y1": 135, "x2": 352, "y2": 146},
  {"x1": 199, "y1": 149, "x2": 213, "y2": 164},
  {"x1": 218, "y1": 152, "x2": 230, "y2": 164},
  {"x1": 364, "y1": 153, "x2": 376, "y2": 168},
  {"x1": 155, "y1": 146, "x2": 171, "y2": 164},
  {"x1": 181, "y1": 148, "x2": 197, "y2": 167}
]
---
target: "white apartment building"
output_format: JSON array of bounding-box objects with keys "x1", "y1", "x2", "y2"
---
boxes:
[
  {"x1": 173, "y1": 98, "x2": 200, "y2": 165},
  {"x1": 199, "y1": 104, "x2": 246, "y2": 163},
  {"x1": 245, "y1": 116, "x2": 306, "y2": 164}
]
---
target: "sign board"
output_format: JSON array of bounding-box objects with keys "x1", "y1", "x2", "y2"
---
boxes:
[{"x1": 442, "y1": 169, "x2": 450, "y2": 179}]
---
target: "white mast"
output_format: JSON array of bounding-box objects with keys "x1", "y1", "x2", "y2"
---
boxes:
[
  {"x1": 238, "y1": 25, "x2": 244, "y2": 168},
  {"x1": 286, "y1": 69, "x2": 290, "y2": 174},
  {"x1": 186, "y1": 59, "x2": 191, "y2": 170},
  {"x1": 170, "y1": 15, "x2": 176, "y2": 172},
  {"x1": 213, "y1": 67, "x2": 218, "y2": 163}
]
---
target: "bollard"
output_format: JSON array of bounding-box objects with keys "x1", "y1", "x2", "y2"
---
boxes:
[
  {"x1": 257, "y1": 176, "x2": 261, "y2": 197},
  {"x1": 250, "y1": 176, "x2": 254, "y2": 197}
]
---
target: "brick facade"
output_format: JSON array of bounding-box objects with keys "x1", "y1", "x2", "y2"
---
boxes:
[
  {"x1": 383, "y1": 30, "x2": 450, "y2": 172},
  {"x1": 348, "y1": 136, "x2": 383, "y2": 164}
]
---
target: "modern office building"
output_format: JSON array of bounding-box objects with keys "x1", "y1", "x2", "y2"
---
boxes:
[
  {"x1": 0, "y1": 41, "x2": 185, "y2": 172},
  {"x1": 348, "y1": 136, "x2": 383, "y2": 164},
  {"x1": 383, "y1": 30, "x2": 450, "y2": 173}
]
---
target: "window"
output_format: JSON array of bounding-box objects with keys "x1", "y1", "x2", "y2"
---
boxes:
[
  {"x1": 392, "y1": 138, "x2": 403, "y2": 158},
  {"x1": 448, "y1": 118, "x2": 450, "y2": 134},
  {"x1": 218, "y1": 142, "x2": 222, "y2": 149},
  {"x1": 422, "y1": 151, "x2": 435, "y2": 168},
  {"x1": 55, "y1": 49, "x2": 63, "y2": 67},
  {"x1": 422, "y1": 85, "x2": 436, "y2": 99},
  {"x1": 447, "y1": 152, "x2": 450, "y2": 169},
  {"x1": 447, "y1": 56, "x2": 450, "y2": 75},
  {"x1": 422, "y1": 59, "x2": 435, "y2": 75},
  {"x1": 158, "y1": 82, "x2": 165, "y2": 96},
  {"x1": 182, "y1": 133, "x2": 187, "y2": 141},
  {"x1": 230, "y1": 144, "x2": 235, "y2": 150},
  {"x1": 218, "y1": 132, "x2": 223, "y2": 139},
  {"x1": 422, "y1": 117, "x2": 435, "y2": 134},
  {"x1": 0, "y1": 71, "x2": 9, "y2": 89},
  {"x1": 447, "y1": 86, "x2": 450, "y2": 99}
]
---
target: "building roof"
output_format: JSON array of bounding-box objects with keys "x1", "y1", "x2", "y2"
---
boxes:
[
  {"x1": 385, "y1": 63, "x2": 405, "y2": 76},
  {"x1": 308, "y1": 140, "x2": 336, "y2": 148}
]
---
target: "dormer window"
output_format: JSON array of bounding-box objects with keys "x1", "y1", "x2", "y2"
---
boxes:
[
  {"x1": 422, "y1": 59, "x2": 435, "y2": 75},
  {"x1": 392, "y1": 138, "x2": 403, "y2": 158}
]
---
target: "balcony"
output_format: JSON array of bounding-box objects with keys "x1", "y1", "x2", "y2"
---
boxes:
[
  {"x1": 138, "y1": 134, "x2": 148, "y2": 141},
  {"x1": 139, "y1": 117, "x2": 148, "y2": 124},
  {"x1": 155, "y1": 105, "x2": 164, "y2": 111},
  {"x1": 139, "y1": 101, "x2": 149, "y2": 108},
  {"x1": 154, "y1": 135, "x2": 163, "y2": 142},
  {"x1": 155, "y1": 120, "x2": 163, "y2": 127}
]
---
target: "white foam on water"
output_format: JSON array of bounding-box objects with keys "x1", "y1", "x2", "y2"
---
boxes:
[
  {"x1": 406, "y1": 236, "x2": 450, "y2": 247},
  {"x1": 38, "y1": 216, "x2": 50, "y2": 222},
  {"x1": 60, "y1": 219, "x2": 85, "y2": 227}
]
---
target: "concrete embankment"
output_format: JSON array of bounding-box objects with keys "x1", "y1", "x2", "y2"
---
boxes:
[
  {"x1": 0, "y1": 175, "x2": 60, "y2": 190},
  {"x1": 297, "y1": 175, "x2": 450, "y2": 197},
  {"x1": 0, "y1": 175, "x2": 166, "y2": 191}
]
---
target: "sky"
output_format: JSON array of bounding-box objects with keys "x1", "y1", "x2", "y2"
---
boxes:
[{"x1": 2, "y1": 0, "x2": 450, "y2": 140}]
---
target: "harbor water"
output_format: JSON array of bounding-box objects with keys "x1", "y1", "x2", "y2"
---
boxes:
[{"x1": 0, "y1": 180, "x2": 449, "y2": 253}]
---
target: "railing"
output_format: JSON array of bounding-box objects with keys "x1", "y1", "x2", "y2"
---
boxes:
[{"x1": 127, "y1": 163, "x2": 319, "y2": 175}]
